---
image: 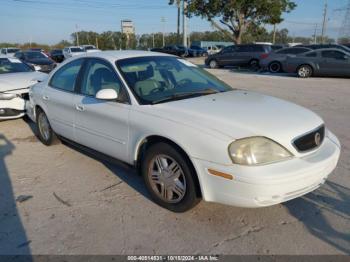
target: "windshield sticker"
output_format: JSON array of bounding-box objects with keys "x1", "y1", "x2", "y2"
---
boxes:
[
  {"x1": 177, "y1": 59, "x2": 197, "y2": 67},
  {"x1": 8, "y1": 58, "x2": 22, "y2": 63}
]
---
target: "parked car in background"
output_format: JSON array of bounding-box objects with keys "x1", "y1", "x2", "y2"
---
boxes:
[
  {"x1": 27, "y1": 48, "x2": 45, "y2": 52},
  {"x1": 205, "y1": 45, "x2": 221, "y2": 55},
  {"x1": 283, "y1": 48, "x2": 350, "y2": 78},
  {"x1": 205, "y1": 44, "x2": 272, "y2": 69},
  {"x1": 343, "y1": 43, "x2": 350, "y2": 49},
  {"x1": 28, "y1": 51, "x2": 340, "y2": 212},
  {"x1": 271, "y1": 44, "x2": 286, "y2": 51},
  {"x1": 81, "y1": 45, "x2": 100, "y2": 53},
  {"x1": 0, "y1": 56, "x2": 46, "y2": 120},
  {"x1": 260, "y1": 47, "x2": 312, "y2": 73},
  {"x1": 14, "y1": 51, "x2": 57, "y2": 73},
  {"x1": 150, "y1": 45, "x2": 187, "y2": 57},
  {"x1": 49, "y1": 49, "x2": 64, "y2": 63},
  {"x1": 62, "y1": 46, "x2": 85, "y2": 59},
  {"x1": 296, "y1": 44, "x2": 350, "y2": 53},
  {"x1": 190, "y1": 45, "x2": 208, "y2": 56},
  {"x1": 0, "y1": 47, "x2": 21, "y2": 57}
]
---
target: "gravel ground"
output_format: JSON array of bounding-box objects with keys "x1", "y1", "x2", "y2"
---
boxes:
[{"x1": 0, "y1": 59, "x2": 349, "y2": 255}]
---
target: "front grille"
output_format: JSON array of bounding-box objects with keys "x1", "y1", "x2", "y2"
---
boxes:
[{"x1": 293, "y1": 125, "x2": 325, "y2": 152}]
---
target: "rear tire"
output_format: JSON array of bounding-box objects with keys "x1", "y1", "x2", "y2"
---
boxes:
[
  {"x1": 268, "y1": 61, "x2": 282, "y2": 73},
  {"x1": 141, "y1": 142, "x2": 200, "y2": 212},
  {"x1": 297, "y1": 65, "x2": 313, "y2": 78},
  {"x1": 248, "y1": 59, "x2": 260, "y2": 71},
  {"x1": 36, "y1": 108, "x2": 59, "y2": 146}
]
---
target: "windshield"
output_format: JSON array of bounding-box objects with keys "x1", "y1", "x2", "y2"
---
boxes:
[
  {"x1": 84, "y1": 46, "x2": 95, "y2": 50},
  {"x1": 0, "y1": 58, "x2": 33, "y2": 74},
  {"x1": 71, "y1": 47, "x2": 84, "y2": 52},
  {"x1": 117, "y1": 56, "x2": 232, "y2": 104},
  {"x1": 25, "y1": 52, "x2": 46, "y2": 59},
  {"x1": 8, "y1": 48, "x2": 20, "y2": 54}
]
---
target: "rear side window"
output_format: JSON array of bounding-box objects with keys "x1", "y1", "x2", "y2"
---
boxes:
[
  {"x1": 50, "y1": 59, "x2": 83, "y2": 92},
  {"x1": 236, "y1": 45, "x2": 251, "y2": 52},
  {"x1": 305, "y1": 52, "x2": 317, "y2": 57},
  {"x1": 321, "y1": 50, "x2": 346, "y2": 59}
]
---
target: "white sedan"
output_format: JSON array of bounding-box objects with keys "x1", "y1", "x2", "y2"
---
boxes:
[
  {"x1": 0, "y1": 56, "x2": 47, "y2": 120},
  {"x1": 27, "y1": 51, "x2": 341, "y2": 212}
]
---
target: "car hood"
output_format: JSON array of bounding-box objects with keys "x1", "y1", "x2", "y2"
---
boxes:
[
  {"x1": 152, "y1": 90, "x2": 323, "y2": 153},
  {"x1": 26, "y1": 58, "x2": 53, "y2": 65},
  {"x1": 0, "y1": 71, "x2": 48, "y2": 93}
]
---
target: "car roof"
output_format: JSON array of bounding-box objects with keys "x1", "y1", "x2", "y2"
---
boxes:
[{"x1": 81, "y1": 50, "x2": 173, "y2": 61}]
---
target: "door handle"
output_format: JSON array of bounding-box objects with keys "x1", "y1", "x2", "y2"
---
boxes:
[
  {"x1": 42, "y1": 95, "x2": 49, "y2": 101},
  {"x1": 75, "y1": 104, "x2": 85, "y2": 112}
]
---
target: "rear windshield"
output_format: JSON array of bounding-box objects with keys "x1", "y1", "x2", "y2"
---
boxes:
[
  {"x1": 71, "y1": 48, "x2": 84, "y2": 52},
  {"x1": 25, "y1": 52, "x2": 46, "y2": 59},
  {"x1": 0, "y1": 58, "x2": 33, "y2": 74}
]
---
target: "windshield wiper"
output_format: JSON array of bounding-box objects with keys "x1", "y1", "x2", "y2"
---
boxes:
[{"x1": 151, "y1": 88, "x2": 219, "y2": 105}]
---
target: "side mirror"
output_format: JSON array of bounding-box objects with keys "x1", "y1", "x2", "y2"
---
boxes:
[{"x1": 95, "y1": 89, "x2": 118, "y2": 100}]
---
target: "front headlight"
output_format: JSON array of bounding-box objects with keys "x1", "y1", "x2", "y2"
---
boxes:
[
  {"x1": 228, "y1": 137, "x2": 293, "y2": 166},
  {"x1": 0, "y1": 93, "x2": 17, "y2": 100}
]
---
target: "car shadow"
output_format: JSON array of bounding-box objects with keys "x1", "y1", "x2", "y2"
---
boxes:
[
  {"x1": 284, "y1": 181, "x2": 350, "y2": 254},
  {"x1": 0, "y1": 134, "x2": 32, "y2": 259},
  {"x1": 60, "y1": 140, "x2": 151, "y2": 201}
]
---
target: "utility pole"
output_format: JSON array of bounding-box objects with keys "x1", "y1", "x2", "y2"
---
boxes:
[
  {"x1": 75, "y1": 24, "x2": 80, "y2": 46},
  {"x1": 321, "y1": 0, "x2": 328, "y2": 44},
  {"x1": 272, "y1": 24, "x2": 276, "y2": 44},
  {"x1": 152, "y1": 32, "x2": 155, "y2": 48},
  {"x1": 161, "y1": 17, "x2": 166, "y2": 47},
  {"x1": 95, "y1": 36, "x2": 99, "y2": 49},
  {"x1": 176, "y1": 0, "x2": 181, "y2": 43},
  {"x1": 182, "y1": 0, "x2": 188, "y2": 47},
  {"x1": 314, "y1": 24, "x2": 318, "y2": 44}
]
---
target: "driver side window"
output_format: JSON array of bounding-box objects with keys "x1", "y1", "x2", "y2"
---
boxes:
[{"x1": 80, "y1": 58, "x2": 128, "y2": 103}]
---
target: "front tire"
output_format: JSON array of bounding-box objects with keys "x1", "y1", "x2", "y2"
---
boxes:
[
  {"x1": 141, "y1": 143, "x2": 200, "y2": 212},
  {"x1": 36, "y1": 109, "x2": 59, "y2": 146},
  {"x1": 297, "y1": 65, "x2": 313, "y2": 78},
  {"x1": 209, "y1": 59, "x2": 218, "y2": 69}
]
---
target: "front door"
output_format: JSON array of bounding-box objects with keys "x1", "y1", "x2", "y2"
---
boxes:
[{"x1": 74, "y1": 58, "x2": 130, "y2": 162}]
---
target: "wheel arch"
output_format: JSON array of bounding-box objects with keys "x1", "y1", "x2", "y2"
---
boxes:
[{"x1": 134, "y1": 135, "x2": 202, "y2": 197}]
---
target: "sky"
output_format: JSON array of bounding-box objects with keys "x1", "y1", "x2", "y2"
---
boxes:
[{"x1": 0, "y1": 0, "x2": 348, "y2": 44}]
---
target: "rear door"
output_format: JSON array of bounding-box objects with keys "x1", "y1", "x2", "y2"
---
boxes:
[
  {"x1": 43, "y1": 58, "x2": 84, "y2": 140},
  {"x1": 320, "y1": 50, "x2": 350, "y2": 76},
  {"x1": 234, "y1": 45, "x2": 253, "y2": 66},
  {"x1": 73, "y1": 58, "x2": 131, "y2": 162}
]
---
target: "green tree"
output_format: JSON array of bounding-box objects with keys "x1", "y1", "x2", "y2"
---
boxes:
[{"x1": 170, "y1": 0, "x2": 296, "y2": 44}]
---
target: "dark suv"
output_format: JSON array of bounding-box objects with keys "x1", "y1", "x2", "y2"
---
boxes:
[{"x1": 205, "y1": 44, "x2": 272, "y2": 69}]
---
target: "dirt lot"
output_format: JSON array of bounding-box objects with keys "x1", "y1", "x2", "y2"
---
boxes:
[{"x1": 1, "y1": 60, "x2": 350, "y2": 255}]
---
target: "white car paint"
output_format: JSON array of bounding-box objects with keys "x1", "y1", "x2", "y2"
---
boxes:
[
  {"x1": 28, "y1": 51, "x2": 341, "y2": 208},
  {"x1": 0, "y1": 70, "x2": 47, "y2": 120},
  {"x1": 81, "y1": 45, "x2": 101, "y2": 53},
  {"x1": 0, "y1": 47, "x2": 21, "y2": 57},
  {"x1": 62, "y1": 46, "x2": 85, "y2": 59}
]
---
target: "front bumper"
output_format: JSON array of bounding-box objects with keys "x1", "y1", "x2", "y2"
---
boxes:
[
  {"x1": 191, "y1": 133, "x2": 341, "y2": 208},
  {"x1": 0, "y1": 97, "x2": 26, "y2": 120}
]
